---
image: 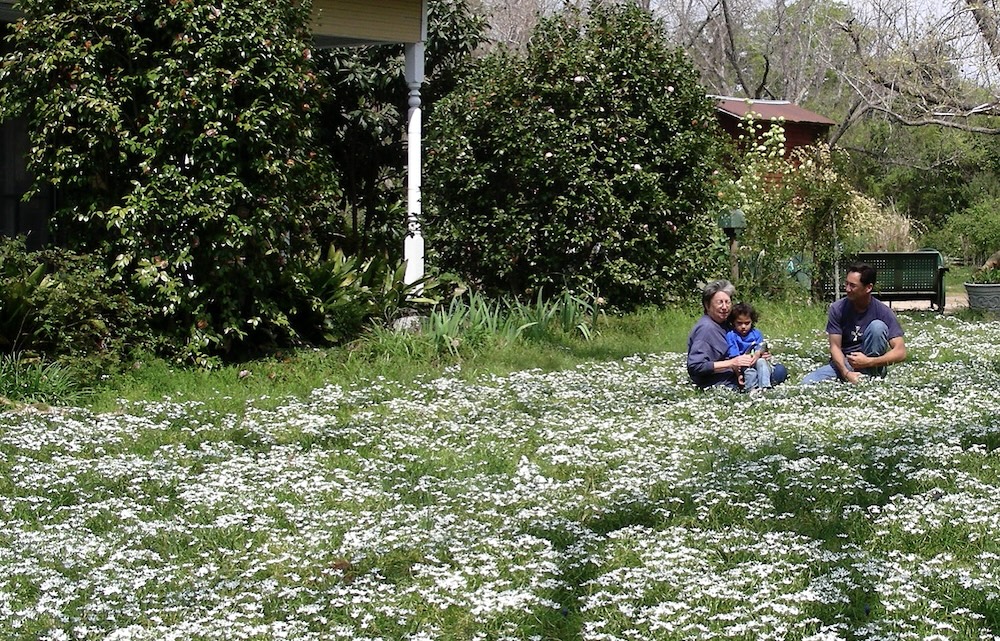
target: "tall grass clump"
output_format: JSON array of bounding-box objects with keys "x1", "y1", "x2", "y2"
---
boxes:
[
  {"x1": 0, "y1": 353, "x2": 90, "y2": 405},
  {"x1": 423, "y1": 290, "x2": 601, "y2": 357}
]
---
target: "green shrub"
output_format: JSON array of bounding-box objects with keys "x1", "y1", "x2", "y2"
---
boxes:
[
  {"x1": 425, "y1": 3, "x2": 725, "y2": 308},
  {"x1": 0, "y1": 237, "x2": 50, "y2": 352},
  {"x1": 0, "y1": 0, "x2": 340, "y2": 360},
  {"x1": 935, "y1": 201, "x2": 1000, "y2": 265},
  {"x1": 31, "y1": 249, "x2": 159, "y2": 372},
  {"x1": 0, "y1": 237, "x2": 156, "y2": 374},
  {"x1": 294, "y1": 248, "x2": 444, "y2": 345}
]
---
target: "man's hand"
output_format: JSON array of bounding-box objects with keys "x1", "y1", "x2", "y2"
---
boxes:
[
  {"x1": 846, "y1": 352, "x2": 874, "y2": 370},
  {"x1": 844, "y1": 352, "x2": 868, "y2": 383}
]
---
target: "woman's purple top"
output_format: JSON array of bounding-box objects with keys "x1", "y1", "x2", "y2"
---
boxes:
[{"x1": 686, "y1": 314, "x2": 738, "y2": 389}]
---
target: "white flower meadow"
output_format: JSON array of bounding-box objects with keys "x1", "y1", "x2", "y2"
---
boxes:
[{"x1": 0, "y1": 314, "x2": 999, "y2": 639}]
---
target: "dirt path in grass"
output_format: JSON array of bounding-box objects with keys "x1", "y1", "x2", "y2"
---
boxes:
[{"x1": 891, "y1": 293, "x2": 968, "y2": 313}]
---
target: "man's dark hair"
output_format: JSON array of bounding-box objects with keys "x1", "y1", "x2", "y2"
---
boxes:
[
  {"x1": 848, "y1": 262, "x2": 877, "y2": 286},
  {"x1": 730, "y1": 302, "x2": 759, "y2": 324}
]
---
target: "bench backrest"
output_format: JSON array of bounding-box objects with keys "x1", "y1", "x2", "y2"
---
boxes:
[{"x1": 850, "y1": 251, "x2": 943, "y2": 293}]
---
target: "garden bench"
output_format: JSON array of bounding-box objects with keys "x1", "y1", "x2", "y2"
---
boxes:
[{"x1": 844, "y1": 250, "x2": 948, "y2": 311}]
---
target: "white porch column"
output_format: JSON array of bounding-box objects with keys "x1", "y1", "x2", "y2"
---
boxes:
[{"x1": 403, "y1": 41, "x2": 425, "y2": 286}]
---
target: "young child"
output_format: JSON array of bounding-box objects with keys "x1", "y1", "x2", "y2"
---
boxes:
[{"x1": 726, "y1": 302, "x2": 784, "y2": 390}]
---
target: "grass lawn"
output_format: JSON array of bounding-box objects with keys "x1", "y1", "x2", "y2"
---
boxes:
[
  {"x1": 945, "y1": 264, "x2": 977, "y2": 294},
  {"x1": 1, "y1": 308, "x2": 999, "y2": 640}
]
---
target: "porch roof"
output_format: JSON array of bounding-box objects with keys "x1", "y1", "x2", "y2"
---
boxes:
[{"x1": 0, "y1": 0, "x2": 428, "y2": 47}]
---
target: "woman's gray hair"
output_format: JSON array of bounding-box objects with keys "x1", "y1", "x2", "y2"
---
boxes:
[{"x1": 701, "y1": 279, "x2": 736, "y2": 312}]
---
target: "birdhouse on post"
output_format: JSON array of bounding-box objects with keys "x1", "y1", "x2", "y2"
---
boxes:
[{"x1": 718, "y1": 209, "x2": 746, "y2": 282}]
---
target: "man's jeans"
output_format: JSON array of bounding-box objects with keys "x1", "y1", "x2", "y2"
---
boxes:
[{"x1": 801, "y1": 320, "x2": 890, "y2": 385}]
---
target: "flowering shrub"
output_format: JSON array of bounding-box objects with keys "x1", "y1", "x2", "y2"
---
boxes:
[{"x1": 718, "y1": 115, "x2": 917, "y2": 298}]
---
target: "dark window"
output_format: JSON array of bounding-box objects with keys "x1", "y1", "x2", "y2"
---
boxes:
[{"x1": 1, "y1": 20, "x2": 53, "y2": 249}]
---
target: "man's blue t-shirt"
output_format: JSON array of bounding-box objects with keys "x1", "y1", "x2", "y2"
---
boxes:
[
  {"x1": 726, "y1": 327, "x2": 765, "y2": 358},
  {"x1": 826, "y1": 296, "x2": 904, "y2": 354}
]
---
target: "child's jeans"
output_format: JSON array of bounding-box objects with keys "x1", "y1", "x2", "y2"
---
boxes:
[{"x1": 744, "y1": 360, "x2": 787, "y2": 389}]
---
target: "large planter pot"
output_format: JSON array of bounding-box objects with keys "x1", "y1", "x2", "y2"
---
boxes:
[{"x1": 965, "y1": 282, "x2": 1000, "y2": 311}]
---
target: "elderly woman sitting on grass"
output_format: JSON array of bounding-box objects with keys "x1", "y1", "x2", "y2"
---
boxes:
[{"x1": 686, "y1": 279, "x2": 787, "y2": 391}]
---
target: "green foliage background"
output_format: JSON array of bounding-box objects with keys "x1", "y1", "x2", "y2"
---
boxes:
[
  {"x1": 929, "y1": 199, "x2": 1000, "y2": 266},
  {"x1": 9, "y1": 0, "x2": 978, "y2": 370},
  {"x1": 0, "y1": 0, "x2": 339, "y2": 360},
  {"x1": 425, "y1": 4, "x2": 726, "y2": 307}
]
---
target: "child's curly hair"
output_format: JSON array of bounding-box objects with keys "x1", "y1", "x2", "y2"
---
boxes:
[{"x1": 729, "y1": 302, "x2": 759, "y2": 324}]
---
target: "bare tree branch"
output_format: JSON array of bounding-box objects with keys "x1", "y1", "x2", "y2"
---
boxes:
[
  {"x1": 870, "y1": 104, "x2": 1000, "y2": 132},
  {"x1": 720, "y1": 0, "x2": 753, "y2": 95},
  {"x1": 964, "y1": 0, "x2": 1000, "y2": 76}
]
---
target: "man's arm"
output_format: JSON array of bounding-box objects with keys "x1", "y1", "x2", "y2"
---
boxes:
[
  {"x1": 847, "y1": 337, "x2": 907, "y2": 370},
  {"x1": 828, "y1": 333, "x2": 859, "y2": 384}
]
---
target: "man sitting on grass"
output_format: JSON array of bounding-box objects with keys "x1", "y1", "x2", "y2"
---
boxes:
[{"x1": 801, "y1": 262, "x2": 907, "y2": 385}]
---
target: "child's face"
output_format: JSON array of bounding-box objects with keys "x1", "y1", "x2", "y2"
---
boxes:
[{"x1": 733, "y1": 313, "x2": 753, "y2": 337}]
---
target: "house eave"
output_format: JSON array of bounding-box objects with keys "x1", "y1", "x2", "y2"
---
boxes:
[
  {"x1": 0, "y1": 1, "x2": 19, "y2": 22},
  {"x1": 711, "y1": 94, "x2": 837, "y2": 127},
  {"x1": 312, "y1": 34, "x2": 411, "y2": 48}
]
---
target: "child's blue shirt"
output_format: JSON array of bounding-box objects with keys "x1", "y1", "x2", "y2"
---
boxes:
[{"x1": 726, "y1": 327, "x2": 765, "y2": 358}]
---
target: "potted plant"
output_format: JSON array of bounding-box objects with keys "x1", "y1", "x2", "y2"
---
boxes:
[{"x1": 965, "y1": 267, "x2": 1000, "y2": 312}]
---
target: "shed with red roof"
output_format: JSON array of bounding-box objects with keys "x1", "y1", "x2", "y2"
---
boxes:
[{"x1": 713, "y1": 96, "x2": 837, "y2": 154}]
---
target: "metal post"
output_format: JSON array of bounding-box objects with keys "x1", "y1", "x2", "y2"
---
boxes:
[
  {"x1": 718, "y1": 209, "x2": 746, "y2": 284},
  {"x1": 832, "y1": 217, "x2": 841, "y2": 300}
]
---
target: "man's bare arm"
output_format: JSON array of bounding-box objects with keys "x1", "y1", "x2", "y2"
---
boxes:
[
  {"x1": 847, "y1": 337, "x2": 907, "y2": 370},
  {"x1": 829, "y1": 334, "x2": 862, "y2": 384}
]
